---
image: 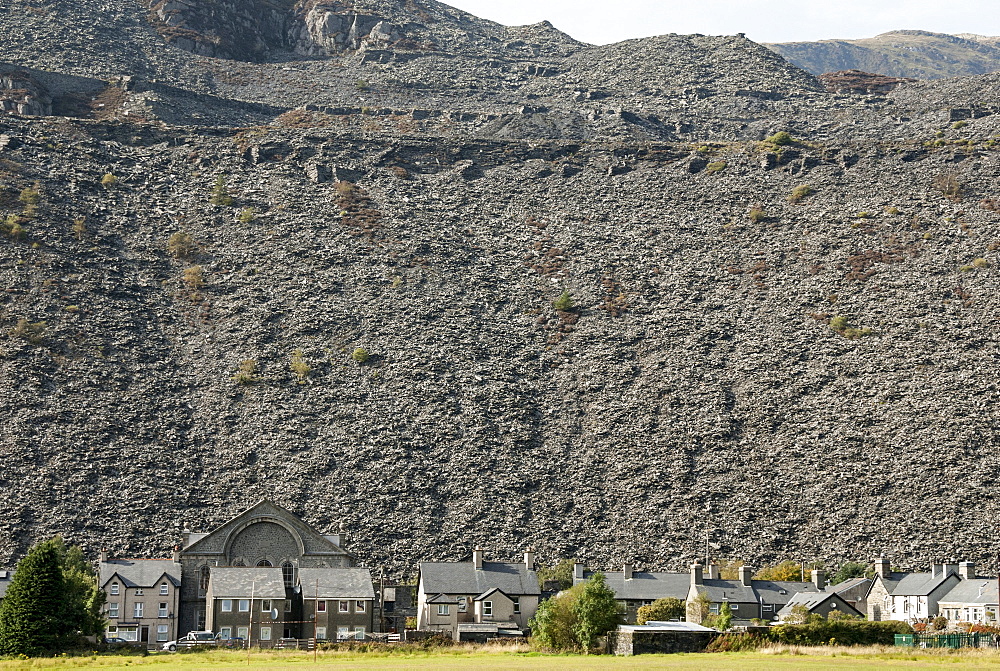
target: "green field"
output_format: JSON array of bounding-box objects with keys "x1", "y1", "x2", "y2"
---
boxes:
[{"x1": 5, "y1": 647, "x2": 1000, "y2": 670}]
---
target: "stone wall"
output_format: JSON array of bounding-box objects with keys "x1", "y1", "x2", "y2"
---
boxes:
[{"x1": 610, "y1": 630, "x2": 718, "y2": 655}]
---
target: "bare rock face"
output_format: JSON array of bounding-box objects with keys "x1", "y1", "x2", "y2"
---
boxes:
[
  {"x1": 819, "y1": 70, "x2": 915, "y2": 95},
  {"x1": 0, "y1": 70, "x2": 51, "y2": 116}
]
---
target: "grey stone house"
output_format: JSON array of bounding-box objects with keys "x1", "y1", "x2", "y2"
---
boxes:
[
  {"x1": 573, "y1": 563, "x2": 689, "y2": 624},
  {"x1": 98, "y1": 555, "x2": 182, "y2": 648},
  {"x1": 417, "y1": 548, "x2": 540, "y2": 639},
  {"x1": 176, "y1": 499, "x2": 355, "y2": 636},
  {"x1": 776, "y1": 590, "x2": 864, "y2": 621},
  {"x1": 204, "y1": 567, "x2": 288, "y2": 645},
  {"x1": 938, "y1": 575, "x2": 999, "y2": 624},
  {"x1": 298, "y1": 567, "x2": 375, "y2": 641},
  {"x1": 686, "y1": 563, "x2": 828, "y2": 625},
  {"x1": 866, "y1": 558, "x2": 965, "y2": 622}
]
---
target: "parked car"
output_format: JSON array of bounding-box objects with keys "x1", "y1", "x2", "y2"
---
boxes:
[{"x1": 161, "y1": 630, "x2": 217, "y2": 652}]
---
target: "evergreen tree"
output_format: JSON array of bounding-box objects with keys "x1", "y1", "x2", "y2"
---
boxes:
[
  {"x1": 52, "y1": 539, "x2": 106, "y2": 639},
  {"x1": 0, "y1": 540, "x2": 68, "y2": 656}
]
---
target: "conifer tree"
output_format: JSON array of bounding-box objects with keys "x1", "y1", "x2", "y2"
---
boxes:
[{"x1": 0, "y1": 540, "x2": 68, "y2": 655}]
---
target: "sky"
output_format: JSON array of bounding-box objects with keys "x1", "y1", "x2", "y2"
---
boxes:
[{"x1": 441, "y1": 0, "x2": 1000, "y2": 45}]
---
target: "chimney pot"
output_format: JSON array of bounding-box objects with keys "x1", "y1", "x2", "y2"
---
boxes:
[
  {"x1": 691, "y1": 563, "x2": 704, "y2": 586},
  {"x1": 473, "y1": 547, "x2": 484, "y2": 570},
  {"x1": 738, "y1": 566, "x2": 753, "y2": 586},
  {"x1": 623, "y1": 563, "x2": 633, "y2": 580},
  {"x1": 524, "y1": 549, "x2": 535, "y2": 572},
  {"x1": 172, "y1": 545, "x2": 181, "y2": 563},
  {"x1": 99, "y1": 548, "x2": 108, "y2": 563},
  {"x1": 707, "y1": 562, "x2": 719, "y2": 580}
]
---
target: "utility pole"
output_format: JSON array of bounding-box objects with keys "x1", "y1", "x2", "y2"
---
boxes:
[
  {"x1": 314, "y1": 578, "x2": 319, "y2": 663},
  {"x1": 247, "y1": 580, "x2": 254, "y2": 666}
]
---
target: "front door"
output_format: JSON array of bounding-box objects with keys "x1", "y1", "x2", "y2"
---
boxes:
[{"x1": 140, "y1": 626, "x2": 149, "y2": 643}]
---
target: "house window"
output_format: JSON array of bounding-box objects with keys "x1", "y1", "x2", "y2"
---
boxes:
[
  {"x1": 762, "y1": 604, "x2": 774, "y2": 613},
  {"x1": 284, "y1": 599, "x2": 291, "y2": 612},
  {"x1": 262, "y1": 600, "x2": 272, "y2": 613},
  {"x1": 156, "y1": 625, "x2": 169, "y2": 642},
  {"x1": 238, "y1": 600, "x2": 250, "y2": 612},
  {"x1": 337, "y1": 626, "x2": 349, "y2": 640},
  {"x1": 483, "y1": 601, "x2": 493, "y2": 617},
  {"x1": 260, "y1": 627, "x2": 271, "y2": 641},
  {"x1": 110, "y1": 583, "x2": 120, "y2": 596},
  {"x1": 135, "y1": 589, "x2": 144, "y2": 596},
  {"x1": 219, "y1": 627, "x2": 231, "y2": 640},
  {"x1": 317, "y1": 600, "x2": 327, "y2": 613},
  {"x1": 709, "y1": 604, "x2": 720, "y2": 614},
  {"x1": 730, "y1": 604, "x2": 739, "y2": 610},
  {"x1": 457, "y1": 597, "x2": 467, "y2": 613},
  {"x1": 316, "y1": 627, "x2": 327, "y2": 640},
  {"x1": 237, "y1": 627, "x2": 249, "y2": 640},
  {"x1": 134, "y1": 602, "x2": 144, "y2": 618},
  {"x1": 107, "y1": 626, "x2": 118, "y2": 636},
  {"x1": 160, "y1": 583, "x2": 168, "y2": 596},
  {"x1": 356, "y1": 601, "x2": 366, "y2": 613},
  {"x1": 257, "y1": 560, "x2": 273, "y2": 567},
  {"x1": 232, "y1": 559, "x2": 246, "y2": 567},
  {"x1": 197, "y1": 610, "x2": 206, "y2": 630},
  {"x1": 513, "y1": 597, "x2": 520, "y2": 615},
  {"x1": 158, "y1": 603, "x2": 168, "y2": 618},
  {"x1": 109, "y1": 603, "x2": 119, "y2": 619},
  {"x1": 222, "y1": 599, "x2": 233, "y2": 612},
  {"x1": 199, "y1": 566, "x2": 210, "y2": 591},
  {"x1": 282, "y1": 562, "x2": 295, "y2": 587},
  {"x1": 437, "y1": 604, "x2": 450, "y2": 616},
  {"x1": 120, "y1": 627, "x2": 138, "y2": 642},
  {"x1": 354, "y1": 627, "x2": 365, "y2": 640},
  {"x1": 339, "y1": 601, "x2": 349, "y2": 613}
]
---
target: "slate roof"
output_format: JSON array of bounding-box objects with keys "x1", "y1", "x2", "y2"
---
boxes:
[
  {"x1": 208, "y1": 567, "x2": 286, "y2": 598},
  {"x1": 99, "y1": 560, "x2": 181, "y2": 589},
  {"x1": 475, "y1": 587, "x2": 507, "y2": 601},
  {"x1": 581, "y1": 570, "x2": 690, "y2": 601},
  {"x1": 0, "y1": 570, "x2": 13, "y2": 599},
  {"x1": 831, "y1": 577, "x2": 870, "y2": 594},
  {"x1": 695, "y1": 579, "x2": 757, "y2": 603},
  {"x1": 889, "y1": 572, "x2": 954, "y2": 597},
  {"x1": 419, "y1": 561, "x2": 540, "y2": 596},
  {"x1": 939, "y1": 579, "x2": 999, "y2": 606},
  {"x1": 426, "y1": 593, "x2": 454, "y2": 604},
  {"x1": 754, "y1": 580, "x2": 819, "y2": 606},
  {"x1": 297, "y1": 568, "x2": 375, "y2": 600}
]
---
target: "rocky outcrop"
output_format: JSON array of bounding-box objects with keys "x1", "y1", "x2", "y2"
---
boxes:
[
  {"x1": 819, "y1": 70, "x2": 916, "y2": 95},
  {"x1": 0, "y1": 71, "x2": 51, "y2": 116}
]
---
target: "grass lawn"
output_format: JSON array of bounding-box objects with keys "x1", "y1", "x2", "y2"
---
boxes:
[{"x1": 5, "y1": 647, "x2": 1000, "y2": 670}]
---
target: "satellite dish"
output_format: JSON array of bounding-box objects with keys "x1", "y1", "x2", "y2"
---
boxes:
[{"x1": 271, "y1": 608, "x2": 279, "y2": 620}]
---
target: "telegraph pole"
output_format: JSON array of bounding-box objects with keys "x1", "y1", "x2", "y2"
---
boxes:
[{"x1": 247, "y1": 580, "x2": 254, "y2": 666}]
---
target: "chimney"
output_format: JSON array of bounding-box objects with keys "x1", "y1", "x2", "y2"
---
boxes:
[
  {"x1": 623, "y1": 563, "x2": 633, "y2": 580},
  {"x1": 931, "y1": 563, "x2": 939, "y2": 579},
  {"x1": 99, "y1": 548, "x2": 108, "y2": 563},
  {"x1": 181, "y1": 527, "x2": 191, "y2": 548},
  {"x1": 172, "y1": 545, "x2": 181, "y2": 563},
  {"x1": 691, "y1": 563, "x2": 703, "y2": 586},
  {"x1": 960, "y1": 561, "x2": 976, "y2": 580},
  {"x1": 874, "y1": 558, "x2": 890, "y2": 577},
  {"x1": 943, "y1": 562, "x2": 959, "y2": 578},
  {"x1": 707, "y1": 563, "x2": 719, "y2": 580},
  {"x1": 524, "y1": 549, "x2": 534, "y2": 572},
  {"x1": 812, "y1": 569, "x2": 826, "y2": 591},
  {"x1": 573, "y1": 562, "x2": 585, "y2": 581},
  {"x1": 739, "y1": 566, "x2": 752, "y2": 586},
  {"x1": 473, "y1": 547, "x2": 484, "y2": 570}
]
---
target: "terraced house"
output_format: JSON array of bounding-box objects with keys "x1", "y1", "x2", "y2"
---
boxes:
[{"x1": 98, "y1": 554, "x2": 182, "y2": 648}]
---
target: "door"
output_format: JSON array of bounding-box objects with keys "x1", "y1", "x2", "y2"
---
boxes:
[{"x1": 140, "y1": 626, "x2": 149, "y2": 644}]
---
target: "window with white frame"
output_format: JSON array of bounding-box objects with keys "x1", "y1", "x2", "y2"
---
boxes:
[
  {"x1": 133, "y1": 602, "x2": 144, "y2": 618},
  {"x1": 317, "y1": 600, "x2": 327, "y2": 613},
  {"x1": 354, "y1": 627, "x2": 365, "y2": 640},
  {"x1": 316, "y1": 627, "x2": 327, "y2": 640},
  {"x1": 107, "y1": 626, "x2": 118, "y2": 636},
  {"x1": 709, "y1": 603, "x2": 720, "y2": 614},
  {"x1": 262, "y1": 599, "x2": 272, "y2": 613},
  {"x1": 109, "y1": 603, "x2": 119, "y2": 618},
  {"x1": 197, "y1": 610, "x2": 206, "y2": 630},
  {"x1": 120, "y1": 627, "x2": 138, "y2": 641},
  {"x1": 337, "y1": 626, "x2": 349, "y2": 640},
  {"x1": 219, "y1": 627, "x2": 231, "y2": 640},
  {"x1": 762, "y1": 604, "x2": 774, "y2": 612},
  {"x1": 437, "y1": 604, "x2": 450, "y2": 616},
  {"x1": 156, "y1": 625, "x2": 169, "y2": 641},
  {"x1": 356, "y1": 600, "x2": 366, "y2": 613},
  {"x1": 222, "y1": 599, "x2": 233, "y2": 612},
  {"x1": 237, "y1": 627, "x2": 248, "y2": 640},
  {"x1": 260, "y1": 627, "x2": 271, "y2": 641},
  {"x1": 110, "y1": 583, "x2": 119, "y2": 596},
  {"x1": 238, "y1": 599, "x2": 250, "y2": 612},
  {"x1": 158, "y1": 602, "x2": 168, "y2": 618},
  {"x1": 339, "y1": 600, "x2": 349, "y2": 613},
  {"x1": 730, "y1": 603, "x2": 739, "y2": 610},
  {"x1": 512, "y1": 597, "x2": 520, "y2": 615},
  {"x1": 457, "y1": 596, "x2": 467, "y2": 613},
  {"x1": 483, "y1": 601, "x2": 493, "y2": 617},
  {"x1": 160, "y1": 583, "x2": 169, "y2": 596},
  {"x1": 135, "y1": 588, "x2": 143, "y2": 596}
]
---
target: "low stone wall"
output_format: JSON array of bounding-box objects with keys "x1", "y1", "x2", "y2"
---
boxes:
[{"x1": 609, "y1": 630, "x2": 718, "y2": 656}]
